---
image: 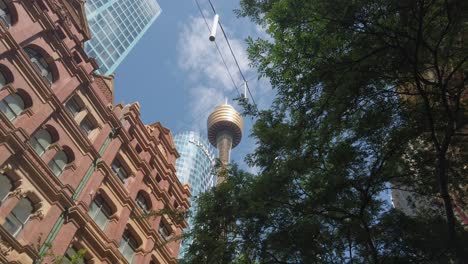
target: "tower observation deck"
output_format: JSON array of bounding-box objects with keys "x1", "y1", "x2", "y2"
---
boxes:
[{"x1": 207, "y1": 103, "x2": 243, "y2": 185}]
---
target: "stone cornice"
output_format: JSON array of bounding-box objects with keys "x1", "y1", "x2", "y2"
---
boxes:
[
  {"x1": 59, "y1": 0, "x2": 91, "y2": 41},
  {"x1": 25, "y1": 0, "x2": 98, "y2": 75},
  {"x1": 96, "y1": 159, "x2": 184, "y2": 229},
  {"x1": 119, "y1": 108, "x2": 189, "y2": 213},
  {"x1": 20, "y1": 148, "x2": 77, "y2": 205},
  {"x1": 148, "y1": 122, "x2": 180, "y2": 158},
  {"x1": 68, "y1": 203, "x2": 176, "y2": 264},
  {"x1": 121, "y1": 106, "x2": 182, "y2": 182},
  {"x1": 0, "y1": 225, "x2": 38, "y2": 261},
  {"x1": 54, "y1": 103, "x2": 102, "y2": 157}
]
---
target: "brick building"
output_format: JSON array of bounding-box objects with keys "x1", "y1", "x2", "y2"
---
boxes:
[{"x1": 0, "y1": 0, "x2": 190, "y2": 263}]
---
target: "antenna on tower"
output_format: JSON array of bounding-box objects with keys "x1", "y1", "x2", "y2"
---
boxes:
[{"x1": 225, "y1": 97, "x2": 228, "y2": 105}]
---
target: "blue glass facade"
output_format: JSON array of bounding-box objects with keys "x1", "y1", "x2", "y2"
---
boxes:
[
  {"x1": 174, "y1": 131, "x2": 216, "y2": 258},
  {"x1": 84, "y1": 0, "x2": 161, "y2": 75}
]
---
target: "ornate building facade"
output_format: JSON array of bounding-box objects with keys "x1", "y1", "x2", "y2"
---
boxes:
[{"x1": 0, "y1": 0, "x2": 189, "y2": 263}]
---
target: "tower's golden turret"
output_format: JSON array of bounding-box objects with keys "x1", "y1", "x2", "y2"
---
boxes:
[{"x1": 207, "y1": 103, "x2": 243, "y2": 185}]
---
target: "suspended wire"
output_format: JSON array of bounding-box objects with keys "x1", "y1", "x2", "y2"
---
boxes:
[
  {"x1": 194, "y1": 0, "x2": 242, "y2": 99},
  {"x1": 237, "y1": 75, "x2": 259, "y2": 90},
  {"x1": 178, "y1": 0, "x2": 249, "y2": 134},
  {"x1": 176, "y1": 86, "x2": 242, "y2": 134},
  {"x1": 214, "y1": 43, "x2": 242, "y2": 98},
  {"x1": 177, "y1": 81, "x2": 244, "y2": 134},
  {"x1": 176, "y1": 101, "x2": 219, "y2": 133},
  {"x1": 177, "y1": 78, "x2": 245, "y2": 133},
  {"x1": 207, "y1": 0, "x2": 259, "y2": 112},
  {"x1": 207, "y1": 0, "x2": 216, "y2": 14}
]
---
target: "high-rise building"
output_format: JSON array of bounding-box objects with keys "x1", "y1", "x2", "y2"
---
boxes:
[
  {"x1": 84, "y1": 0, "x2": 161, "y2": 74},
  {"x1": 207, "y1": 103, "x2": 243, "y2": 185},
  {"x1": 0, "y1": 0, "x2": 188, "y2": 263},
  {"x1": 174, "y1": 131, "x2": 216, "y2": 257},
  {"x1": 175, "y1": 131, "x2": 216, "y2": 192}
]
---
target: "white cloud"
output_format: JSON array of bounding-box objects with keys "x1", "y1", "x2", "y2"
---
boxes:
[
  {"x1": 176, "y1": 13, "x2": 275, "y2": 172},
  {"x1": 188, "y1": 85, "x2": 224, "y2": 132},
  {"x1": 177, "y1": 16, "x2": 253, "y2": 115}
]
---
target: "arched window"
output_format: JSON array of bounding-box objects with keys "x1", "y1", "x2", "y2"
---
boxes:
[
  {"x1": 48, "y1": 150, "x2": 69, "y2": 176},
  {"x1": 0, "y1": 93, "x2": 25, "y2": 121},
  {"x1": 119, "y1": 230, "x2": 139, "y2": 263},
  {"x1": 3, "y1": 198, "x2": 33, "y2": 236},
  {"x1": 0, "y1": 173, "x2": 12, "y2": 203},
  {"x1": 88, "y1": 195, "x2": 112, "y2": 230},
  {"x1": 29, "y1": 129, "x2": 52, "y2": 156},
  {"x1": 0, "y1": 0, "x2": 11, "y2": 27},
  {"x1": 136, "y1": 192, "x2": 150, "y2": 213},
  {"x1": 24, "y1": 47, "x2": 53, "y2": 84}
]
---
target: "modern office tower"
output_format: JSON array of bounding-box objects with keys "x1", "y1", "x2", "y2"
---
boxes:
[
  {"x1": 175, "y1": 131, "x2": 216, "y2": 195},
  {"x1": 174, "y1": 131, "x2": 216, "y2": 258},
  {"x1": 207, "y1": 103, "x2": 243, "y2": 185},
  {"x1": 0, "y1": 1, "x2": 188, "y2": 263},
  {"x1": 84, "y1": 0, "x2": 162, "y2": 74}
]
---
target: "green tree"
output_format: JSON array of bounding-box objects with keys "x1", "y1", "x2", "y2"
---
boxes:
[{"x1": 185, "y1": 0, "x2": 468, "y2": 263}]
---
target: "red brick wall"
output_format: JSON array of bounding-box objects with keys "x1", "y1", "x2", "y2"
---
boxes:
[{"x1": 0, "y1": 0, "x2": 189, "y2": 263}]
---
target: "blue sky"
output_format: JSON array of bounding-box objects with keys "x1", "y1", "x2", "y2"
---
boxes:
[
  {"x1": 111, "y1": 0, "x2": 393, "y2": 203},
  {"x1": 113, "y1": 0, "x2": 272, "y2": 172}
]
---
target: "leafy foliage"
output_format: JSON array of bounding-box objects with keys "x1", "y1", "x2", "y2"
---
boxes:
[
  {"x1": 186, "y1": 0, "x2": 468, "y2": 263},
  {"x1": 34, "y1": 239, "x2": 86, "y2": 264}
]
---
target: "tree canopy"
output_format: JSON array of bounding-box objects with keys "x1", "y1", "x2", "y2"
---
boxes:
[{"x1": 184, "y1": 0, "x2": 468, "y2": 263}]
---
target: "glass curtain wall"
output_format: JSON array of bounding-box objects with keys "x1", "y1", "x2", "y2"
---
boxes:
[{"x1": 84, "y1": 0, "x2": 161, "y2": 74}]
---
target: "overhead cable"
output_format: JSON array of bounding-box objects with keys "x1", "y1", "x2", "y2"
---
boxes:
[
  {"x1": 194, "y1": 0, "x2": 242, "y2": 99},
  {"x1": 207, "y1": 0, "x2": 259, "y2": 111}
]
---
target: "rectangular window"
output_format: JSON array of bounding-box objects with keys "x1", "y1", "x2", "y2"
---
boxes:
[
  {"x1": 111, "y1": 159, "x2": 129, "y2": 183},
  {"x1": 48, "y1": 159, "x2": 63, "y2": 176},
  {"x1": 158, "y1": 222, "x2": 171, "y2": 241},
  {"x1": 136, "y1": 194, "x2": 149, "y2": 213},
  {"x1": 65, "y1": 97, "x2": 81, "y2": 117},
  {"x1": 3, "y1": 199, "x2": 33, "y2": 237},
  {"x1": 79, "y1": 117, "x2": 95, "y2": 135},
  {"x1": 0, "y1": 100, "x2": 15, "y2": 121},
  {"x1": 88, "y1": 195, "x2": 111, "y2": 230},
  {"x1": 119, "y1": 231, "x2": 138, "y2": 263},
  {"x1": 0, "y1": 175, "x2": 12, "y2": 203},
  {"x1": 3, "y1": 213, "x2": 22, "y2": 236}
]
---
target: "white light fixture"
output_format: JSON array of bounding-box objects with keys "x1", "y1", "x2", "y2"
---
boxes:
[{"x1": 209, "y1": 14, "x2": 219, "y2": 41}]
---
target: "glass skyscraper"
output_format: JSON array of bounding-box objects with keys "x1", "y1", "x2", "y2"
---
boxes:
[
  {"x1": 84, "y1": 0, "x2": 162, "y2": 75},
  {"x1": 174, "y1": 131, "x2": 216, "y2": 258}
]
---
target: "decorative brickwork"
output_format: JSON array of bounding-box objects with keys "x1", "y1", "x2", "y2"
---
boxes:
[{"x1": 0, "y1": 0, "x2": 189, "y2": 263}]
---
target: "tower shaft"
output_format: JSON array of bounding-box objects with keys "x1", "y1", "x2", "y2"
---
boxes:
[
  {"x1": 215, "y1": 131, "x2": 233, "y2": 184},
  {"x1": 216, "y1": 131, "x2": 233, "y2": 164}
]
